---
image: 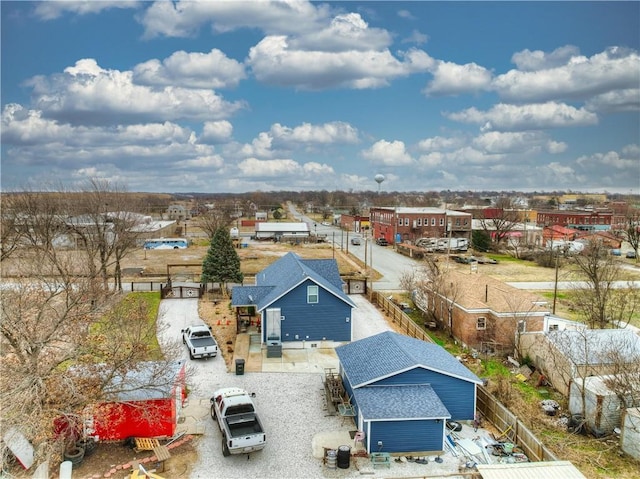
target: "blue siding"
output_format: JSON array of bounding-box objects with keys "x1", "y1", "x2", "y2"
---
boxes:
[
  {"x1": 369, "y1": 419, "x2": 444, "y2": 453},
  {"x1": 271, "y1": 279, "x2": 351, "y2": 342},
  {"x1": 372, "y1": 367, "x2": 476, "y2": 420}
]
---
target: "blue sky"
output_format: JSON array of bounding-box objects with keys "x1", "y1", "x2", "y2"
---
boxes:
[{"x1": 1, "y1": 1, "x2": 639, "y2": 194}]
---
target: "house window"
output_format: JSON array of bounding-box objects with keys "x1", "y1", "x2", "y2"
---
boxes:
[
  {"x1": 548, "y1": 324, "x2": 559, "y2": 331},
  {"x1": 431, "y1": 218, "x2": 436, "y2": 226},
  {"x1": 440, "y1": 218, "x2": 445, "y2": 226},
  {"x1": 398, "y1": 218, "x2": 403, "y2": 226},
  {"x1": 404, "y1": 218, "x2": 409, "y2": 226},
  {"x1": 476, "y1": 317, "x2": 486, "y2": 330},
  {"x1": 307, "y1": 285, "x2": 319, "y2": 304},
  {"x1": 417, "y1": 218, "x2": 422, "y2": 226}
]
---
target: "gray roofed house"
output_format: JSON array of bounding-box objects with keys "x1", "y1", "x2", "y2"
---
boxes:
[
  {"x1": 232, "y1": 252, "x2": 356, "y2": 353},
  {"x1": 335, "y1": 331, "x2": 482, "y2": 454}
]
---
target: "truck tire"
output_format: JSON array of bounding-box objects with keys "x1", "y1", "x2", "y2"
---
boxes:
[
  {"x1": 64, "y1": 445, "x2": 85, "y2": 466},
  {"x1": 222, "y1": 436, "x2": 231, "y2": 457},
  {"x1": 189, "y1": 350, "x2": 194, "y2": 360},
  {"x1": 210, "y1": 404, "x2": 217, "y2": 420}
]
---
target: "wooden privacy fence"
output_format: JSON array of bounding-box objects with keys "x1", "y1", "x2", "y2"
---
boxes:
[
  {"x1": 476, "y1": 386, "x2": 558, "y2": 462},
  {"x1": 369, "y1": 291, "x2": 435, "y2": 344},
  {"x1": 369, "y1": 290, "x2": 558, "y2": 463}
]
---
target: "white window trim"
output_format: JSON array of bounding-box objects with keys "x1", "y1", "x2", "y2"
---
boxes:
[
  {"x1": 307, "y1": 285, "x2": 319, "y2": 304},
  {"x1": 476, "y1": 317, "x2": 486, "y2": 330}
]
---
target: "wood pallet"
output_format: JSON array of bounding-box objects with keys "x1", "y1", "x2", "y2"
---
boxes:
[{"x1": 134, "y1": 437, "x2": 160, "y2": 452}]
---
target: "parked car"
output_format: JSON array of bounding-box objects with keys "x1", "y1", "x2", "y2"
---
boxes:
[
  {"x1": 321, "y1": 222, "x2": 331, "y2": 226},
  {"x1": 350, "y1": 237, "x2": 362, "y2": 245},
  {"x1": 611, "y1": 248, "x2": 622, "y2": 256},
  {"x1": 182, "y1": 324, "x2": 218, "y2": 360},
  {"x1": 452, "y1": 255, "x2": 477, "y2": 264},
  {"x1": 626, "y1": 250, "x2": 637, "y2": 259},
  {"x1": 476, "y1": 256, "x2": 498, "y2": 264},
  {"x1": 376, "y1": 237, "x2": 389, "y2": 246}
]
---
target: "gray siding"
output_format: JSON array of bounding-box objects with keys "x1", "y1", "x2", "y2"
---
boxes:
[
  {"x1": 373, "y1": 368, "x2": 476, "y2": 420},
  {"x1": 269, "y1": 279, "x2": 351, "y2": 342},
  {"x1": 369, "y1": 419, "x2": 444, "y2": 453}
]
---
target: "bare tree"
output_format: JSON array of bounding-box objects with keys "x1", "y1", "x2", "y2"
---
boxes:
[
  {"x1": 622, "y1": 209, "x2": 640, "y2": 261},
  {"x1": 0, "y1": 185, "x2": 188, "y2": 469},
  {"x1": 571, "y1": 238, "x2": 637, "y2": 328},
  {"x1": 196, "y1": 202, "x2": 235, "y2": 239},
  {"x1": 405, "y1": 256, "x2": 461, "y2": 337},
  {"x1": 478, "y1": 198, "x2": 521, "y2": 251}
]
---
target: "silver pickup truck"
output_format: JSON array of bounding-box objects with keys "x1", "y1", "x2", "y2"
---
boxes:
[
  {"x1": 210, "y1": 387, "x2": 266, "y2": 457},
  {"x1": 181, "y1": 324, "x2": 218, "y2": 359}
]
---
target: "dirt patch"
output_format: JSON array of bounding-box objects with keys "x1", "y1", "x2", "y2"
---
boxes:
[{"x1": 5, "y1": 438, "x2": 198, "y2": 479}]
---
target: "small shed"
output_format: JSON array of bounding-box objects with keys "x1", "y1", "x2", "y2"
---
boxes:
[
  {"x1": 569, "y1": 375, "x2": 640, "y2": 436},
  {"x1": 88, "y1": 361, "x2": 186, "y2": 441},
  {"x1": 621, "y1": 407, "x2": 640, "y2": 460},
  {"x1": 254, "y1": 222, "x2": 309, "y2": 240},
  {"x1": 335, "y1": 331, "x2": 482, "y2": 454}
]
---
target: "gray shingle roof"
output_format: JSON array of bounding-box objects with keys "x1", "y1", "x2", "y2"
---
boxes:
[
  {"x1": 336, "y1": 331, "x2": 482, "y2": 387},
  {"x1": 353, "y1": 384, "x2": 451, "y2": 420},
  {"x1": 232, "y1": 252, "x2": 355, "y2": 310}
]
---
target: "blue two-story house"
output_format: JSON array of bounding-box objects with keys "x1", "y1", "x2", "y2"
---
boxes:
[
  {"x1": 232, "y1": 252, "x2": 356, "y2": 355},
  {"x1": 336, "y1": 331, "x2": 483, "y2": 454}
]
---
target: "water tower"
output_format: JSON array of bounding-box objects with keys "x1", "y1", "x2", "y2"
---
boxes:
[{"x1": 374, "y1": 174, "x2": 385, "y2": 194}]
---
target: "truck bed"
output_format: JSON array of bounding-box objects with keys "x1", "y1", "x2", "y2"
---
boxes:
[
  {"x1": 190, "y1": 337, "x2": 216, "y2": 348},
  {"x1": 226, "y1": 414, "x2": 263, "y2": 437}
]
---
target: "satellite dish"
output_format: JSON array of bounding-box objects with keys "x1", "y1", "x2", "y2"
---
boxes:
[{"x1": 374, "y1": 174, "x2": 385, "y2": 193}]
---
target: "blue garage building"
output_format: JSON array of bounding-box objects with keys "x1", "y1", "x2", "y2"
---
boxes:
[{"x1": 335, "y1": 331, "x2": 483, "y2": 454}]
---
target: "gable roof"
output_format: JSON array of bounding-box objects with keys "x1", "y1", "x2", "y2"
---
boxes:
[
  {"x1": 353, "y1": 384, "x2": 451, "y2": 420},
  {"x1": 547, "y1": 329, "x2": 640, "y2": 365},
  {"x1": 435, "y1": 270, "x2": 550, "y2": 316},
  {"x1": 336, "y1": 331, "x2": 482, "y2": 388},
  {"x1": 232, "y1": 252, "x2": 356, "y2": 310}
]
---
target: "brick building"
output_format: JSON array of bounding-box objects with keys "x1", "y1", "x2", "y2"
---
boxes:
[
  {"x1": 537, "y1": 210, "x2": 613, "y2": 231},
  {"x1": 424, "y1": 270, "x2": 550, "y2": 354},
  {"x1": 369, "y1": 207, "x2": 472, "y2": 245}
]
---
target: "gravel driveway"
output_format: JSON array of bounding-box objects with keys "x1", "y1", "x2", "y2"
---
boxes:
[{"x1": 157, "y1": 297, "x2": 471, "y2": 479}]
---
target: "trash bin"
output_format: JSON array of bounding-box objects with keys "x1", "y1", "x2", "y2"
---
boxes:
[
  {"x1": 337, "y1": 445, "x2": 351, "y2": 469},
  {"x1": 235, "y1": 358, "x2": 245, "y2": 375}
]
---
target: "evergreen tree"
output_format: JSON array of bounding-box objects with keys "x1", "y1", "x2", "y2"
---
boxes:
[{"x1": 201, "y1": 227, "x2": 243, "y2": 295}]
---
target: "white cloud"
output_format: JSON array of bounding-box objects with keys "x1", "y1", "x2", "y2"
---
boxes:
[
  {"x1": 289, "y1": 13, "x2": 392, "y2": 52},
  {"x1": 424, "y1": 60, "x2": 492, "y2": 96},
  {"x1": 585, "y1": 88, "x2": 640, "y2": 113},
  {"x1": 576, "y1": 145, "x2": 639, "y2": 170},
  {"x1": 247, "y1": 36, "x2": 430, "y2": 90},
  {"x1": 417, "y1": 135, "x2": 464, "y2": 152},
  {"x1": 201, "y1": 121, "x2": 233, "y2": 144},
  {"x1": 240, "y1": 133, "x2": 274, "y2": 158},
  {"x1": 269, "y1": 121, "x2": 359, "y2": 146},
  {"x1": 139, "y1": 0, "x2": 330, "y2": 38},
  {"x1": 401, "y1": 30, "x2": 429, "y2": 45},
  {"x1": 237, "y1": 158, "x2": 333, "y2": 178},
  {"x1": 446, "y1": 102, "x2": 598, "y2": 131},
  {"x1": 511, "y1": 45, "x2": 581, "y2": 71},
  {"x1": 174, "y1": 154, "x2": 225, "y2": 169},
  {"x1": 133, "y1": 49, "x2": 246, "y2": 89},
  {"x1": 361, "y1": 140, "x2": 414, "y2": 166},
  {"x1": 24, "y1": 59, "x2": 245, "y2": 125},
  {"x1": 472, "y1": 131, "x2": 549, "y2": 155},
  {"x1": 546, "y1": 140, "x2": 567, "y2": 154},
  {"x1": 417, "y1": 151, "x2": 444, "y2": 168},
  {"x1": 33, "y1": 1, "x2": 139, "y2": 20},
  {"x1": 494, "y1": 47, "x2": 640, "y2": 103}
]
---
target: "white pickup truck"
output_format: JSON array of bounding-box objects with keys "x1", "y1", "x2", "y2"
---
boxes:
[
  {"x1": 210, "y1": 388, "x2": 266, "y2": 457},
  {"x1": 181, "y1": 324, "x2": 218, "y2": 359}
]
